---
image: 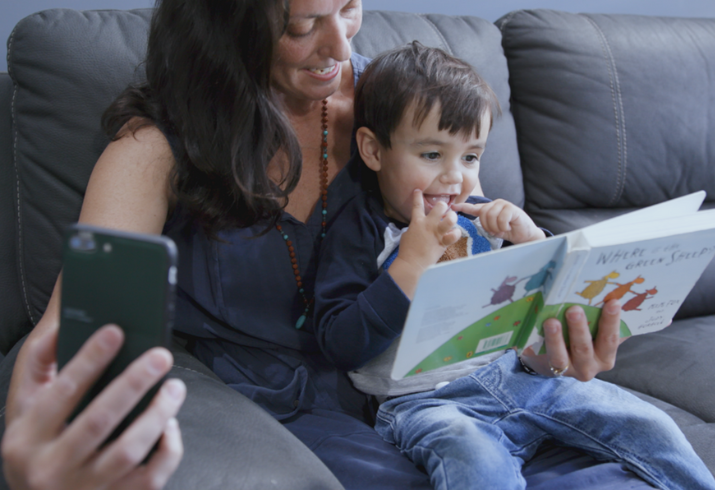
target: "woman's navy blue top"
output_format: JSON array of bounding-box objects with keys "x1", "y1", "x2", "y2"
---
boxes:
[{"x1": 163, "y1": 53, "x2": 373, "y2": 420}]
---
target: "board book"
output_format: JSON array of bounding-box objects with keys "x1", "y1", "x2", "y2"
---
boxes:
[{"x1": 390, "y1": 191, "x2": 715, "y2": 380}]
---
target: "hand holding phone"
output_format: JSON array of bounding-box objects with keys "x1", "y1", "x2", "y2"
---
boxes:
[
  {"x1": 57, "y1": 224, "x2": 178, "y2": 440},
  {"x1": 2, "y1": 321, "x2": 185, "y2": 490}
]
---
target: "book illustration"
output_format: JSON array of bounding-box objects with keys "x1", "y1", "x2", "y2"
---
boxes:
[
  {"x1": 407, "y1": 292, "x2": 545, "y2": 376},
  {"x1": 483, "y1": 276, "x2": 519, "y2": 307},
  {"x1": 575, "y1": 271, "x2": 620, "y2": 305},
  {"x1": 483, "y1": 261, "x2": 557, "y2": 308},
  {"x1": 595, "y1": 275, "x2": 645, "y2": 306},
  {"x1": 406, "y1": 296, "x2": 634, "y2": 377},
  {"x1": 522, "y1": 261, "x2": 556, "y2": 298},
  {"x1": 622, "y1": 287, "x2": 658, "y2": 312}
]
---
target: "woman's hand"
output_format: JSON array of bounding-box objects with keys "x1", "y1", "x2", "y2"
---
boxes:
[
  {"x1": 2, "y1": 325, "x2": 186, "y2": 490},
  {"x1": 520, "y1": 299, "x2": 623, "y2": 381}
]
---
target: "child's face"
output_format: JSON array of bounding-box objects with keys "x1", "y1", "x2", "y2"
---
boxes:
[{"x1": 373, "y1": 103, "x2": 489, "y2": 224}]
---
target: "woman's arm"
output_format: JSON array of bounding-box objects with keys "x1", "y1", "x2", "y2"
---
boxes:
[{"x1": 3, "y1": 123, "x2": 185, "y2": 489}]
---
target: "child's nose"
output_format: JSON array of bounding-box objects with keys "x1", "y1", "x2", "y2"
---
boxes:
[{"x1": 440, "y1": 167, "x2": 463, "y2": 185}]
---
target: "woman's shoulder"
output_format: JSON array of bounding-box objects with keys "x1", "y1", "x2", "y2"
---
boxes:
[{"x1": 79, "y1": 118, "x2": 176, "y2": 233}]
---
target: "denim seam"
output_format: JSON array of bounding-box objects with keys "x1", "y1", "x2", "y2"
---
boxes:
[
  {"x1": 531, "y1": 410, "x2": 667, "y2": 489},
  {"x1": 412, "y1": 442, "x2": 451, "y2": 490}
]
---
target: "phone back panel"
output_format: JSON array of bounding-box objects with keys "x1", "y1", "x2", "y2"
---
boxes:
[{"x1": 58, "y1": 224, "x2": 177, "y2": 433}]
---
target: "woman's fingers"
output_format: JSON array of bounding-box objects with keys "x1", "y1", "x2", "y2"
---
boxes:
[
  {"x1": 10, "y1": 328, "x2": 59, "y2": 418},
  {"x1": 562, "y1": 306, "x2": 597, "y2": 380},
  {"x1": 59, "y1": 347, "x2": 175, "y2": 467},
  {"x1": 111, "y1": 417, "x2": 183, "y2": 490},
  {"x1": 541, "y1": 318, "x2": 570, "y2": 373},
  {"x1": 592, "y1": 300, "x2": 621, "y2": 371},
  {"x1": 94, "y1": 378, "x2": 185, "y2": 480},
  {"x1": 25, "y1": 326, "x2": 125, "y2": 441}
]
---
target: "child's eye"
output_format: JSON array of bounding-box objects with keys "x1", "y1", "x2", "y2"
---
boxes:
[
  {"x1": 463, "y1": 154, "x2": 480, "y2": 164},
  {"x1": 422, "y1": 152, "x2": 441, "y2": 161}
]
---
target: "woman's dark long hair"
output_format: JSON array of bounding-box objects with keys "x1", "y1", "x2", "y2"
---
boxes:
[{"x1": 102, "y1": 0, "x2": 302, "y2": 236}]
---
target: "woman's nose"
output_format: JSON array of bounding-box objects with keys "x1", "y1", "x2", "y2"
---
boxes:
[{"x1": 318, "y1": 17, "x2": 352, "y2": 62}]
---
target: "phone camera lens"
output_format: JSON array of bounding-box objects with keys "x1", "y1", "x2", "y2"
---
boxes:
[{"x1": 70, "y1": 233, "x2": 96, "y2": 252}]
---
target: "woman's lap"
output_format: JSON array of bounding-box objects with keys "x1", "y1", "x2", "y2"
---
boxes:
[
  {"x1": 282, "y1": 408, "x2": 653, "y2": 490},
  {"x1": 283, "y1": 408, "x2": 433, "y2": 490}
]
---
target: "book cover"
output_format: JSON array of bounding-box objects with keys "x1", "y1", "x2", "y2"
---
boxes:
[{"x1": 390, "y1": 192, "x2": 715, "y2": 380}]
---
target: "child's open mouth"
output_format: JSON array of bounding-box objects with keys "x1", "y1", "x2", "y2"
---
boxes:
[{"x1": 423, "y1": 194, "x2": 455, "y2": 214}]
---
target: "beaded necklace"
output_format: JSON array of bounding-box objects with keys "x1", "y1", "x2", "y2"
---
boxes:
[{"x1": 276, "y1": 99, "x2": 329, "y2": 329}]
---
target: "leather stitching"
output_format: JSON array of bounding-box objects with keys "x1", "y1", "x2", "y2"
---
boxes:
[
  {"x1": 584, "y1": 15, "x2": 628, "y2": 206},
  {"x1": 7, "y1": 22, "x2": 36, "y2": 326},
  {"x1": 419, "y1": 14, "x2": 453, "y2": 55}
]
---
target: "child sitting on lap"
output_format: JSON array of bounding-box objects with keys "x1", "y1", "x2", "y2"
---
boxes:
[{"x1": 314, "y1": 41, "x2": 715, "y2": 490}]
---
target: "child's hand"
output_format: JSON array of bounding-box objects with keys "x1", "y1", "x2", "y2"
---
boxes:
[
  {"x1": 387, "y1": 190, "x2": 461, "y2": 299},
  {"x1": 452, "y1": 199, "x2": 545, "y2": 244}
]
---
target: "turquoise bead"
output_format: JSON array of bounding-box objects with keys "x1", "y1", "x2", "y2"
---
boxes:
[
  {"x1": 323, "y1": 130, "x2": 328, "y2": 136},
  {"x1": 296, "y1": 315, "x2": 306, "y2": 329}
]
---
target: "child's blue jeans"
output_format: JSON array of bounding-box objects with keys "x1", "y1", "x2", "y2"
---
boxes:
[{"x1": 375, "y1": 350, "x2": 715, "y2": 490}]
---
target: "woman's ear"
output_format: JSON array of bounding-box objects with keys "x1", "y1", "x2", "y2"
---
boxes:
[{"x1": 356, "y1": 127, "x2": 382, "y2": 172}]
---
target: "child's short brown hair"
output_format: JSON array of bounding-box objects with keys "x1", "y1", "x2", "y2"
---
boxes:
[{"x1": 355, "y1": 41, "x2": 500, "y2": 148}]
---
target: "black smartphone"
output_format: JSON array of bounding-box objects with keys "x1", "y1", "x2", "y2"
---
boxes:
[{"x1": 57, "y1": 224, "x2": 178, "y2": 442}]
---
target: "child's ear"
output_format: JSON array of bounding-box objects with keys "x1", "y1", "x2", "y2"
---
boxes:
[{"x1": 356, "y1": 127, "x2": 382, "y2": 172}]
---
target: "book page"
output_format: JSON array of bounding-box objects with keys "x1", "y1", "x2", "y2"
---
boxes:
[
  {"x1": 582, "y1": 191, "x2": 705, "y2": 234},
  {"x1": 390, "y1": 236, "x2": 567, "y2": 380},
  {"x1": 563, "y1": 224, "x2": 715, "y2": 339}
]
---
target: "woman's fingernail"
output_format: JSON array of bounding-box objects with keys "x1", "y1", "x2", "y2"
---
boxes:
[
  {"x1": 163, "y1": 379, "x2": 186, "y2": 401},
  {"x1": 566, "y1": 308, "x2": 584, "y2": 321},
  {"x1": 544, "y1": 322, "x2": 560, "y2": 335},
  {"x1": 605, "y1": 301, "x2": 620, "y2": 314},
  {"x1": 147, "y1": 350, "x2": 170, "y2": 375},
  {"x1": 97, "y1": 326, "x2": 122, "y2": 350}
]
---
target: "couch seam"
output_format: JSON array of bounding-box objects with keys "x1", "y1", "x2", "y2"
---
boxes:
[
  {"x1": 584, "y1": 15, "x2": 628, "y2": 206},
  {"x1": 495, "y1": 10, "x2": 520, "y2": 33},
  {"x1": 419, "y1": 14, "x2": 453, "y2": 56},
  {"x1": 171, "y1": 364, "x2": 223, "y2": 383},
  {"x1": 7, "y1": 23, "x2": 36, "y2": 326}
]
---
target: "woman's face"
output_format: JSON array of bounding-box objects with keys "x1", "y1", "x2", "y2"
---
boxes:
[{"x1": 273, "y1": 0, "x2": 363, "y2": 102}]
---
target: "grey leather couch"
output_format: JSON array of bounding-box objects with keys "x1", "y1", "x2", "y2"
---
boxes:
[{"x1": 1, "y1": 8, "x2": 713, "y2": 489}]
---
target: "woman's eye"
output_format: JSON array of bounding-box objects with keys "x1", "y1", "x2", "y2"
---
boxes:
[
  {"x1": 286, "y1": 22, "x2": 314, "y2": 38},
  {"x1": 422, "y1": 152, "x2": 440, "y2": 161}
]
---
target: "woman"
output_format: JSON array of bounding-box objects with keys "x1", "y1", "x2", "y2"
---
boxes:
[{"x1": 2, "y1": 1, "x2": 640, "y2": 489}]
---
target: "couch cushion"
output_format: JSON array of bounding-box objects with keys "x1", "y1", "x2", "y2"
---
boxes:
[
  {"x1": 497, "y1": 9, "x2": 715, "y2": 213},
  {"x1": 497, "y1": 10, "x2": 715, "y2": 318},
  {"x1": 354, "y1": 11, "x2": 523, "y2": 207},
  {"x1": 0, "y1": 72, "x2": 30, "y2": 354},
  {"x1": 8, "y1": 9, "x2": 154, "y2": 334},
  {"x1": 598, "y1": 315, "x2": 715, "y2": 425}
]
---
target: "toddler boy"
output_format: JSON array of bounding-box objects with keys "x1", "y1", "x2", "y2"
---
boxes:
[{"x1": 314, "y1": 42, "x2": 715, "y2": 490}]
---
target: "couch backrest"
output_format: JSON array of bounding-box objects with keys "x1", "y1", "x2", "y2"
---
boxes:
[
  {"x1": 1, "y1": 8, "x2": 523, "y2": 353},
  {"x1": 498, "y1": 10, "x2": 715, "y2": 319},
  {"x1": 0, "y1": 72, "x2": 26, "y2": 354}
]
